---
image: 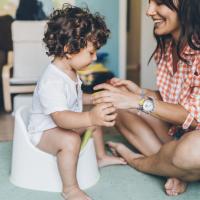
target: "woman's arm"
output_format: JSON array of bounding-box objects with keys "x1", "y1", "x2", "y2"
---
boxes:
[
  {"x1": 143, "y1": 89, "x2": 162, "y2": 100},
  {"x1": 152, "y1": 99, "x2": 198, "y2": 128},
  {"x1": 93, "y1": 83, "x2": 197, "y2": 127}
]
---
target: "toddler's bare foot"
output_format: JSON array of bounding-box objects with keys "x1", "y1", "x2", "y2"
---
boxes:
[
  {"x1": 62, "y1": 186, "x2": 92, "y2": 200},
  {"x1": 98, "y1": 155, "x2": 127, "y2": 168},
  {"x1": 165, "y1": 178, "x2": 187, "y2": 196},
  {"x1": 107, "y1": 141, "x2": 144, "y2": 164}
]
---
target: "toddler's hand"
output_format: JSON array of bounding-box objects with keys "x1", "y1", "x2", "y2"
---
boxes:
[{"x1": 89, "y1": 103, "x2": 117, "y2": 127}]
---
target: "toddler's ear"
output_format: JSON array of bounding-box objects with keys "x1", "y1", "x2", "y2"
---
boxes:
[
  {"x1": 65, "y1": 54, "x2": 72, "y2": 59},
  {"x1": 64, "y1": 45, "x2": 72, "y2": 59}
]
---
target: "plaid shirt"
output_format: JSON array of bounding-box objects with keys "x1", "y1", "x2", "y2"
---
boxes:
[{"x1": 155, "y1": 40, "x2": 200, "y2": 130}]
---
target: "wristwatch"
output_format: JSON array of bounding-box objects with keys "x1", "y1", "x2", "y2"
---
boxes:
[{"x1": 138, "y1": 97, "x2": 154, "y2": 114}]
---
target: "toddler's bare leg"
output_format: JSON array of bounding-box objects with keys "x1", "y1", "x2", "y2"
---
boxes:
[
  {"x1": 37, "y1": 127, "x2": 91, "y2": 200},
  {"x1": 92, "y1": 126, "x2": 127, "y2": 167}
]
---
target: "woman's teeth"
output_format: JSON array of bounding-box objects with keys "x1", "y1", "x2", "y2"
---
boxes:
[{"x1": 154, "y1": 20, "x2": 164, "y2": 27}]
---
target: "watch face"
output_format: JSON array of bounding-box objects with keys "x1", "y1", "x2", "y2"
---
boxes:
[{"x1": 143, "y1": 99, "x2": 154, "y2": 112}]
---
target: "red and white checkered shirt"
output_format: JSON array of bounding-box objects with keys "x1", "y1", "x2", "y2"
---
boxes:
[{"x1": 155, "y1": 40, "x2": 200, "y2": 130}]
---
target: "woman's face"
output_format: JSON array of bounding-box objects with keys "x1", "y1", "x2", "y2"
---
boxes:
[{"x1": 146, "y1": 0, "x2": 180, "y2": 40}]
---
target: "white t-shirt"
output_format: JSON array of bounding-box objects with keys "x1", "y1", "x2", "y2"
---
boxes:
[{"x1": 28, "y1": 63, "x2": 83, "y2": 134}]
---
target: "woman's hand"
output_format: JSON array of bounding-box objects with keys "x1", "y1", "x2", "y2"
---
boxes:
[
  {"x1": 89, "y1": 103, "x2": 117, "y2": 127},
  {"x1": 93, "y1": 83, "x2": 140, "y2": 110},
  {"x1": 110, "y1": 78, "x2": 141, "y2": 94}
]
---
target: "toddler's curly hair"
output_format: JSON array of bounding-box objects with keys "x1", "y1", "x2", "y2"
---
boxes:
[{"x1": 43, "y1": 4, "x2": 110, "y2": 57}]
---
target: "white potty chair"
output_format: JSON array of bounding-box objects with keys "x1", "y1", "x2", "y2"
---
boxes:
[{"x1": 10, "y1": 106, "x2": 100, "y2": 192}]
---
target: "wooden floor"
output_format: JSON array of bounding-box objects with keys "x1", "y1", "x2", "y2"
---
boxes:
[{"x1": 0, "y1": 111, "x2": 14, "y2": 141}]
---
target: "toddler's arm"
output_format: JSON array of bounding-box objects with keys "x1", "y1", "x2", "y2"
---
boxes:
[{"x1": 51, "y1": 103, "x2": 117, "y2": 130}]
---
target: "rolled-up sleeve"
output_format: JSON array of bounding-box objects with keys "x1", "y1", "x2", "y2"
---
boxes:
[
  {"x1": 38, "y1": 80, "x2": 68, "y2": 115},
  {"x1": 181, "y1": 78, "x2": 200, "y2": 130}
]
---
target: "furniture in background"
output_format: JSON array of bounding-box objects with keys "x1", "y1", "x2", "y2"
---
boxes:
[
  {"x1": 13, "y1": 94, "x2": 32, "y2": 114},
  {"x1": 0, "y1": 15, "x2": 13, "y2": 51},
  {"x1": 2, "y1": 20, "x2": 50, "y2": 112},
  {"x1": 0, "y1": 50, "x2": 7, "y2": 111},
  {"x1": 78, "y1": 52, "x2": 114, "y2": 93},
  {"x1": 0, "y1": 15, "x2": 14, "y2": 111},
  {"x1": 10, "y1": 106, "x2": 100, "y2": 192}
]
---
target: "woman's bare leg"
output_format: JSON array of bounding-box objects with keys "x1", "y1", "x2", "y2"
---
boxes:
[
  {"x1": 137, "y1": 110, "x2": 172, "y2": 143},
  {"x1": 107, "y1": 131, "x2": 200, "y2": 180},
  {"x1": 115, "y1": 110, "x2": 163, "y2": 155},
  {"x1": 37, "y1": 127, "x2": 91, "y2": 200},
  {"x1": 115, "y1": 110, "x2": 186, "y2": 195}
]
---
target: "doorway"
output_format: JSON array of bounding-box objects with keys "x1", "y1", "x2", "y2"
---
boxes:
[{"x1": 126, "y1": 0, "x2": 141, "y2": 86}]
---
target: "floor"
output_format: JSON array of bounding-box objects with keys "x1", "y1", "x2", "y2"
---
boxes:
[
  {"x1": 0, "y1": 111, "x2": 14, "y2": 141},
  {"x1": 1, "y1": 135, "x2": 200, "y2": 200}
]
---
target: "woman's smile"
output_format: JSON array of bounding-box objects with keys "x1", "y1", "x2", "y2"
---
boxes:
[{"x1": 153, "y1": 18, "x2": 165, "y2": 28}]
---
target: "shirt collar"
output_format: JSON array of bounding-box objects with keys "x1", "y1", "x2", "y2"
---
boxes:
[
  {"x1": 166, "y1": 40, "x2": 198, "y2": 56},
  {"x1": 182, "y1": 44, "x2": 198, "y2": 56}
]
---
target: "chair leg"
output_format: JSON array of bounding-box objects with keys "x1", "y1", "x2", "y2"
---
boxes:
[
  {"x1": 2, "y1": 55, "x2": 13, "y2": 112},
  {"x1": 3, "y1": 90, "x2": 12, "y2": 112},
  {"x1": 2, "y1": 74, "x2": 12, "y2": 112}
]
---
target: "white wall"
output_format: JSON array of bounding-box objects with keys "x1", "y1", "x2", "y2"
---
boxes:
[
  {"x1": 119, "y1": 0, "x2": 127, "y2": 79},
  {"x1": 140, "y1": 0, "x2": 157, "y2": 90}
]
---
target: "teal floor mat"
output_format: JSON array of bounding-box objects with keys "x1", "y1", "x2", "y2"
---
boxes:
[{"x1": 0, "y1": 134, "x2": 200, "y2": 200}]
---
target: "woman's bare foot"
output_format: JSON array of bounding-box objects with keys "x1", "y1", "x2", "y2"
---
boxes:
[
  {"x1": 62, "y1": 186, "x2": 92, "y2": 200},
  {"x1": 165, "y1": 178, "x2": 187, "y2": 196},
  {"x1": 107, "y1": 141, "x2": 144, "y2": 164},
  {"x1": 98, "y1": 155, "x2": 127, "y2": 167},
  {"x1": 108, "y1": 142, "x2": 187, "y2": 196}
]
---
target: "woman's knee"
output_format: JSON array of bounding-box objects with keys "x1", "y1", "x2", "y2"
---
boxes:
[
  {"x1": 115, "y1": 110, "x2": 137, "y2": 131},
  {"x1": 172, "y1": 133, "x2": 200, "y2": 170}
]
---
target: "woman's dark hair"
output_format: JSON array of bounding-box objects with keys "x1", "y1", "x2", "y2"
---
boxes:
[
  {"x1": 16, "y1": 0, "x2": 46, "y2": 20},
  {"x1": 180, "y1": 0, "x2": 200, "y2": 50},
  {"x1": 43, "y1": 4, "x2": 110, "y2": 57},
  {"x1": 150, "y1": 0, "x2": 199, "y2": 64}
]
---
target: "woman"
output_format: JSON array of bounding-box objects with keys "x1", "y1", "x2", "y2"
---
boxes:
[{"x1": 93, "y1": 0, "x2": 200, "y2": 196}]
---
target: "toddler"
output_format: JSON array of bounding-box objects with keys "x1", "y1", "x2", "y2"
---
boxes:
[{"x1": 28, "y1": 4, "x2": 126, "y2": 200}]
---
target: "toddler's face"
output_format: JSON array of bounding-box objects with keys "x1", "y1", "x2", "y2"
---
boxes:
[{"x1": 69, "y1": 42, "x2": 97, "y2": 71}]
